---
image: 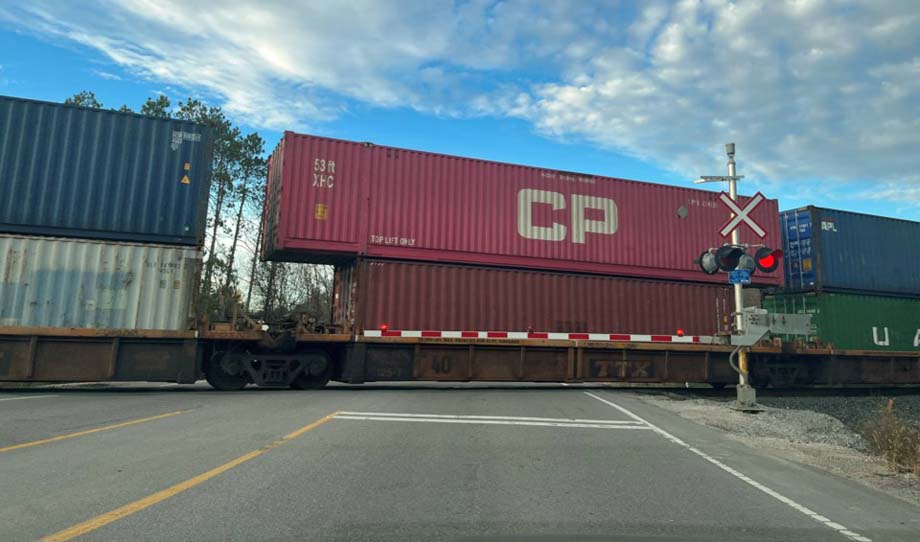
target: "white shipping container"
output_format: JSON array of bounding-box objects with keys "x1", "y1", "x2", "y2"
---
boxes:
[{"x1": 0, "y1": 235, "x2": 200, "y2": 330}]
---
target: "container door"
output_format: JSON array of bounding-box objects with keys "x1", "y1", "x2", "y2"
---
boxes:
[
  {"x1": 281, "y1": 135, "x2": 366, "y2": 249},
  {"x1": 782, "y1": 208, "x2": 816, "y2": 290},
  {"x1": 168, "y1": 125, "x2": 212, "y2": 245}
]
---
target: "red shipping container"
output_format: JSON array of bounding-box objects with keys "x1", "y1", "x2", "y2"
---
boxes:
[
  {"x1": 265, "y1": 132, "x2": 783, "y2": 286},
  {"x1": 334, "y1": 259, "x2": 734, "y2": 336}
]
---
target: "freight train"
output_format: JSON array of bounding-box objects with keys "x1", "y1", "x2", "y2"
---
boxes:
[{"x1": 1, "y1": 95, "x2": 918, "y2": 390}]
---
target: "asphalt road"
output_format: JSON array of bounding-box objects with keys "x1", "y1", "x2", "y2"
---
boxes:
[{"x1": 1, "y1": 383, "x2": 918, "y2": 542}]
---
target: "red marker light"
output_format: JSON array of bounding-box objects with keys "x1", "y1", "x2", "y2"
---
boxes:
[
  {"x1": 754, "y1": 247, "x2": 782, "y2": 273},
  {"x1": 676, "y1": 328, "x2": 685, "y2": 337},
  {"x1": 380, "y1": 323, "x2": 389, "y2": 332}
]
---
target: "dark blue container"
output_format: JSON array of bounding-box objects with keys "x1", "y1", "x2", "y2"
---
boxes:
[
  {"x1": 0, "y1": 95, "x2": 212, "y2": 246},
  {"x1": 781, "y1": 206, "x2": 920, "y2": 297}
]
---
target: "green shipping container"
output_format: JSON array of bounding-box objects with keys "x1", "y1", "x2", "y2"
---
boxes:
[{"x1": 764, "y1": 292, "x2": 920, "y2": 351}]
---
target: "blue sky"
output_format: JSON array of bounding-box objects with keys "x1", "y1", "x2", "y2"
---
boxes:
[{"x1": 1, "y1": 1, "x2": 917, "y2": 220}]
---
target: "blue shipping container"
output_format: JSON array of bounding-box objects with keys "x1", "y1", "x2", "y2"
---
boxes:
[
  {"x1": 0, "y1": 95, "x2": 212, "y2": 245},
  {"x1": 781, "y1": 206, "x2": 920, "y2": 297}
]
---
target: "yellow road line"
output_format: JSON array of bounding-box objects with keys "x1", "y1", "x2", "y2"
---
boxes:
[
  {"x1": 0, "y1": 410, "x2": 189, "y2": 454},
  {"x1": 42, "y1": 411, "x2": 340, "y2": 542}
]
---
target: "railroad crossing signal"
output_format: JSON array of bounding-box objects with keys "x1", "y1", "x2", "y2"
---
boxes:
[
  {"x1": 696, "y1": 244, "x2": 782, "y2": 275},
  {"x1": 719, "y1": 191, "x2": 767, "y2": 238}
]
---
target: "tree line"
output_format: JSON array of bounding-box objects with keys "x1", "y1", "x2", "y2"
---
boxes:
[{"x1": 64, "y1": 91, "x2": 333, "y2": 324}]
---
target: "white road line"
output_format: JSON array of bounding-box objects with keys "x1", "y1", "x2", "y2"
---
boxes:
[
  {"x1": 583, "y1": 391, "x2": 872, "y2": 542},
  {"x1": 337, "y1": 411, "x2": 643, "y2": 425},
  {"x1": 336, "y1": 415, "x2": 653, "y2": 430},
  {"x1": 0, "y1": 395, "x2": 58, "y2": 402}
]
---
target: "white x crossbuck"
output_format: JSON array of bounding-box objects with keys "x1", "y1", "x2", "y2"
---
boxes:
[{"x1": 719, "y1": 191, "x2": 767, "y2": 238}]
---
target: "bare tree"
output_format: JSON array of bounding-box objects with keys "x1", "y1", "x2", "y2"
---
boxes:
[{"x1": 222, "y1": 133, "x2": 265, "y2": 297}]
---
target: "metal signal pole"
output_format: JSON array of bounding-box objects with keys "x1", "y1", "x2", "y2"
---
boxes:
[
  {"x1": 695, "y1": 143, "x2": 756, "y2": 406},
  {"x1": 725, "y1": 144, "x2": 752, "y2": 395}
]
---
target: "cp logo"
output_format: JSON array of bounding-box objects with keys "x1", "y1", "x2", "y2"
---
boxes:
[{"x1": 517, "y1": 189, "x2": 618, "y2": 244}]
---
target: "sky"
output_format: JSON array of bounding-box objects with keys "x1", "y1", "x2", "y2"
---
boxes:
[{"x1": 1, "y1": 0, "x2": 918, "y2": 220}]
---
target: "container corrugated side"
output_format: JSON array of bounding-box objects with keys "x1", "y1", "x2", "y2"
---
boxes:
[
  {"x1": 0, "y1": 235, "x2": 200, "y2": 330},
  {"x1": 781, "y1": 206, "x2": 920, "y2": 296},
  {"x1": 0, "y1": 95, "x2": 212, "y2": 246},
  {"x1": 267, "y1": 132, "x2": 784, "y2": 285},
  {"x1": 334, "y1": 259, "x2": 734, "y2": 335},
  {"x1": 764, "y1": 292, "x2": 920, "y2": 351}
]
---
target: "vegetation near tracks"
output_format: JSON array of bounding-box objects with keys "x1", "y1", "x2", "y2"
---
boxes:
[
  {"x1": 64, "y1": 91, "x2": 332, "y2": 324},
  {"x1": 861, "y1": 399, "x2": 920, "y2": 478}
]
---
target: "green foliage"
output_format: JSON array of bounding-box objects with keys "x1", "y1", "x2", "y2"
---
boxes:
[
  {"x1": 239, "y1": 133, "x2": 267, "y2": 182},
  {"x1": 64, "y1": 91, "x2": 103, "y2": 108},
  {"x1": 175, "y1": 98, "x2": 243, "y2": 166},
  {"x1": 140, "y1": 95, "x2": 171, "y2": 118}
]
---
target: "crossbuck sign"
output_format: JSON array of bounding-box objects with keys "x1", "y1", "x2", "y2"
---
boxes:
[{"x1": 719, "y1": 191, "x2": 767, "y2": 238}]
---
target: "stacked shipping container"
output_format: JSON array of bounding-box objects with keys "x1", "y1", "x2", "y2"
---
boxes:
[
  {"x1": 0, "y1": 96, "x2": 212, "y2": 245},
  {"x1": 334, "y1": 259, "x2": 733, "y2": 335},
  {"x1": 0, "y1": 95, "x2": 212, "y2": 332},
  {"x1": 0, "y1": 236, "x2": 200, "y2": 330},
  {"x1": 764, "y1": 292, "x2": 920, "y2": 351},
  {"x1": 265, "y1": 132, "x2": 784, "y2": 286},
  {"x1": 766, "y1": 207, "x2": 920, "y2": 351},
  {"x1": 266, "y1": 131, "x2": 783, "y2": 336},
  {"x1": 780, "y1": 206, "x2": 920, "y2": 296}
]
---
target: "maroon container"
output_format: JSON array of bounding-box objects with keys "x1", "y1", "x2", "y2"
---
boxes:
[
  {"x1": 334, "y1": 259, "x2": 734, "y2": 336},
  {"x1": 266, "y1": 132, "x2": 783, "y2": 286}
]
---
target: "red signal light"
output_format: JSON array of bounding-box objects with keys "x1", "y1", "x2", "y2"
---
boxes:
[
  {"x1": 676, "y1": 328, "x2": 685, "y2": 337},
  {"x1": 380, "y1": 323, "x2": 389, "y2": 332},
  {"x1": 754, "y1": 247, "x2": 782, "y2": 273}
]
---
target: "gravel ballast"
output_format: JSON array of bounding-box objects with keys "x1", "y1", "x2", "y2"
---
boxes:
[{"x1": 755, "y1": 392, "x2": 920, "y2": 434}]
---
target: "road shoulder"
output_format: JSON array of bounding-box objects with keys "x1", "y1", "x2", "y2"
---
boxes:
[{"x1": 638, "y1": 393, "x2": 920, "y2": 507}]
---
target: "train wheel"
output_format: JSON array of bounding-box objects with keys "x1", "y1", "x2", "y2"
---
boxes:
[
  {"x1": 291, "y1": 351, "x2": 332, "y2": 390},
  {"x1": 206, "y1": 352, "x2": 249, "y2": 391}
]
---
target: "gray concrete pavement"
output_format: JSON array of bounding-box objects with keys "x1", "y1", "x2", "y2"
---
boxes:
[{"x1": 1, "y1": 384, "x2": 917, "y2": 541}]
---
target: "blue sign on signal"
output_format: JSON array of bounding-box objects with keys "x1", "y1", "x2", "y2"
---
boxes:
[{"x1": 729, "y1": 269, "x2": 752, "y2": 285}]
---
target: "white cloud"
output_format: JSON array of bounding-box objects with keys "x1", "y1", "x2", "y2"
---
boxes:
[
  {"x1": 2, "y1": 0, "x2": 918, "y2": 201},
  {"x1": 92, "y1": 69, "x2": 122, "y2": 81},
  {"x1": 506, "y1": 0, "x2": 920, "y2": 193},
  {"x1": 860, "y1": 184, "x2": 920, "y2": 219},
  {"x1": 2, "y1": 1, "x2": 613, "y2": 130}
]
